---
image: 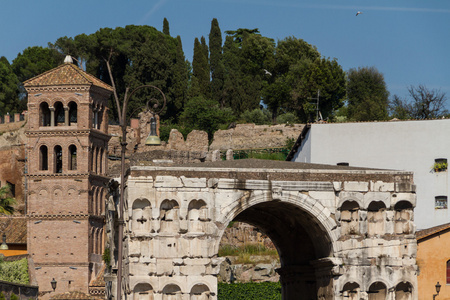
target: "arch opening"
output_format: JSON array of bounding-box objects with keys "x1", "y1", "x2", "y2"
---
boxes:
[{"x1": 219, "y1": 200, "x2": 334, "y2": 300}]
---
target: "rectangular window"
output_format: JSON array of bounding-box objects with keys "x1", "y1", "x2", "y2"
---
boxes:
[{"x1": 435, "y1": 196, "x2": 448, "y2": 209}]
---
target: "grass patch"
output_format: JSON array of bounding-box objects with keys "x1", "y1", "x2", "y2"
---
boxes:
[
  {"x1": 219, "y1": 244, "x2": 279, "y2": 264},
  {"x1": 218, "y1": 282, "x2": 281, "y2": 300}
]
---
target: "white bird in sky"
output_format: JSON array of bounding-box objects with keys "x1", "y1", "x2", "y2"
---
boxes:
[
  {"x1": 356, "y1": 11, "x2": 363, "y2": 16},
  {"x1": 264, "y1": 69, "x2": 272, "y2": 76}
]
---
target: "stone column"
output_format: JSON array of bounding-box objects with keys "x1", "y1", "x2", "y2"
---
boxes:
[
  {"x1": 64, "y1": 106, "x2": 69, "y2": 126},
  {"x1": 49, "y1": 107, "x2": 55, "y2": 127}
]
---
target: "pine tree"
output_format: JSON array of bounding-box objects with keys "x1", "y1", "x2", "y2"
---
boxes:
[
  {"x1": 209, "y1": 18, "x2": 225, "y2": 106},
  {"x1": 163, "y1": 18, "x2": 170, "y2": 36}
]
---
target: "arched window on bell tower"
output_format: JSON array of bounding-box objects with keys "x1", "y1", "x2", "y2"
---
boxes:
[
  {"x1": 54, "y1": 145, "x2": 63, "y2": 173},
  {"x1": 69, "y1": 145, "x2": 77, "y2": 170},
  {"x1": 68, "y1": 101, "x2": 77, "y2": 126},
  {"x1": 54, "y1": 102, "x2": 65, "y2": 126},
  {"x1": 40, "y1": 102, "x2": 51, "y2": 127},
  {"x1": 39, "y1": 145, "x2": 48, "y2": 170}
]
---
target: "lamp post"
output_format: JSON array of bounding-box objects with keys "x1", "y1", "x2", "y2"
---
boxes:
[
  {"x1": 433, "y1": 281, "x2": 441, "y2": 299},
  {"x1": 114, "y1": 85, "x2": 166, "y2": 300},
  {"x1": 51, "y1": 278, "x2": 57, "y2": 292}
]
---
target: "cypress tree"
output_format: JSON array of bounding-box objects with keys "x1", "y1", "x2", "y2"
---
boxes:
[
  {"x1": 163, "y1": 18, "x2": 170, "y2": 36},
  {"x1": 191, "y1": 37, "x2": 210, "y2": 98},
  {"x1": 209, "y1": 18, "x2": 225, "y2": 106},
  {"x1": 172, "y1": 36, "x2": 188, "y2": 115}
]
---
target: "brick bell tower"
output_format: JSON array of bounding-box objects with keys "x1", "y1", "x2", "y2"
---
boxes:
[{"x1": 24, "y1": 56, "x2": 113, "y2": 298}]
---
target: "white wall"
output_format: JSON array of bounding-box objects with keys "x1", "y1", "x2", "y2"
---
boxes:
[{"x1": 292, "y1": 119, "x2": 450, "y2": 229}]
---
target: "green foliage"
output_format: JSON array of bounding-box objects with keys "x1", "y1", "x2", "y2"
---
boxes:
[
  {"x1": 12, "y1": 46, "x2": 63, "y2": 83},
  {"x1": 346, "y1": 66, "x2": 390, "y2": 121},
  {"x1": 209, "y1": 18, "x2": 225, "y2": 106},
  {"x1": 10, "y1": 293, "x2": 18, "y2": 300},
  {"x1": 102, "y1": 247, "x2": 111, "y2": 267},
  {"x1": 218, "y1": 282, "x2": 282, "y2": 300},
  {"x1": 0, "y1": 258, "x2": 30, "y2": 285},
  {"x1": 276, "y1": 112, "x2": 299, "y2": 124},
  {"x1": 0, "y1": 57, "x2": 20, "y2": 115},
  {"x1": 218, "y1": 243, "x2": 278, "y2": 257},
  {"x1": 0, "y1": 184, "x2": 16, "y2": 215},
  {"x1": 180, "y1": 96, "x2": 234, "y2": 139},
  {"x1": 247, "y1": 152, "x2": 287, "y2": 161},
  {"x1": 163, "y1": 18, "x2": 170, "y2": 36},
  {"x1": 239, "y1": 109, "x2": 271, "y2": 125},
  {"x1": 0, "y1": 291, "x2": 5, "y2": 300},
  {"x1": 159, "y1": 121, "x2": 190, "y2": 142},
  {"x1": 191, "y1": 37, "x2": 210, "y2": 99},
  {"x1": 432, "y1": 161, "x2": 448, "y2": 172},
  {"x1": 285, "y1": 137, "x2": 295, "y2": 151}
]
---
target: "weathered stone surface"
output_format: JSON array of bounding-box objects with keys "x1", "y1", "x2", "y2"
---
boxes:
[
  {"x1": 117, "y1": 162, "x2": 418, "y2": 300},
  {"x1": 168, "y1": 129, "x2": 186, "y2": 150},
  {"x1": 209, "y1": 123, "x2": 304, "y2": 150},
  {"x1": 186, "y1": 130, "x2": 209, "y2": 152}
]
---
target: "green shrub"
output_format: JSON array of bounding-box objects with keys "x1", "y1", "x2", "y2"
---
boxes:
[
  {"x1": 0, "y1": 257, "x2": 29, "y2": 285},
  {"x1": 218, "y1": 282, "x2": 282, "y2": 300},
  {"x1": 276, "y1": 112, "x2": 299, "y2": 124},
  {"x1": 239, "y1": 109, "x2": 271, "y2": 125},
  {"x1": 10, "y1": 293, "x2": 18, "y2": 300},
  {"x1": 0, "y1": 291, "x2": 5, "y2": 300}
]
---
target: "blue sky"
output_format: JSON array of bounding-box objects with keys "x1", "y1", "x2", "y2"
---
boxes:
[{"x1": 1, "y1": 0, "x2": 449, "y2": 102}]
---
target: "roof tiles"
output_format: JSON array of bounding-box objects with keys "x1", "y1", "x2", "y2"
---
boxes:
[{"x1": 23, "y1": 63, "x2": 113, "y2": 92}]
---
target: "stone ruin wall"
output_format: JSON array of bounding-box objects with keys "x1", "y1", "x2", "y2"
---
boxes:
[
  {"x1": 209, "y1": 123, "x2": 304, "y2": 150},
  {"x1": 0, "y1": 120, "x2": 26, "y2": 212}
]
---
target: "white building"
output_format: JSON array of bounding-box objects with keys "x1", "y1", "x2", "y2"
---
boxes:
[{"x1": 289, "y1": 119, "x2": 450, "y2": 229}]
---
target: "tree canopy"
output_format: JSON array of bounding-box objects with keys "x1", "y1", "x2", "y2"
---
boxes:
[
  {"x1": 346, "y1": 66, "x2": 390, "y2": 121},
  {"x1": 2, "y1": 19, "x2": 429, "y2": 140}
]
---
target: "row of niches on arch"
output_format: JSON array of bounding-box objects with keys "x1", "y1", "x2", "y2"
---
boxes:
[
  {"x1": 129, "y1": 199, "x2": 210, "y2": 235},
  {"x1": 132, "y1": 282, "x2": 212, "y2": 300},
  {"x1": 337, "y1": 200, "x2": 414, "y2": 236},
  {"x1": 341, "y1": 280, "x2": 413, "y2": 299}
]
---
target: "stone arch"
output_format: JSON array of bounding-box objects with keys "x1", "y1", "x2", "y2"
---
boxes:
[
  {"x1": 160, "y1": 200, "x2": 180, "y2": 233},
  {"x1": 133, "y1": 283, "x2": 154, "y2": 300},
  {"x1": 367, "y1": 201, "x2": 387, "y2": 237},
  {"x1": 395, "y1": 281, "x2": 413, "y2": 300},
  {"x1": 132, "y1": 198, "x2": 152, "y2": 233},
  {"x1": 341, "y1": 281, "x2": 360, "y2": 300},
  {"x1": 189, "y1": 283, "x2": 210, "y2": 300},
  {"x1": 187, "y1": 200, "x2": 208, "y2": 233},
  {"x1": 367, "y1": 281, "x2": 387, "y2": 300},
  {"x1": 394, "y1": 201, "x2": 414, "y2": 235},
  {"x1": 162, "y1": 283, "x2": 182, "y2": 300},
  {"x1": 339, "y1": 200, "x2": 360, "y2": 235},
  {"x1": 217, "y1": 191, "x2": 337, "y2": 300}
]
